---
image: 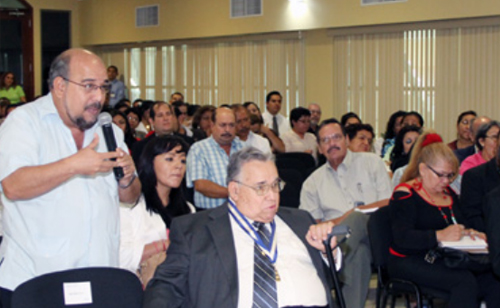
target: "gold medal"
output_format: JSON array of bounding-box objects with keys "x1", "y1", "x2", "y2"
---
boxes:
[{"x1": 274, "y1": 266, "x2": 281, "y2": 282}]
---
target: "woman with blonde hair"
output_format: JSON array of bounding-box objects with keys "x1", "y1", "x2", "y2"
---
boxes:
[{"x1": 388, "y1": 130, "x2": 500, "y2": 308}]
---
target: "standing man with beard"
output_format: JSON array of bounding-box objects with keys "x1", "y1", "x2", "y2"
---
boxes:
[
  {"x1": 186, "y1": 107, "x2": 244, "y2": 210},
  {"x1": 0, "y1": 49, "x2": 141, "y2": 306}
]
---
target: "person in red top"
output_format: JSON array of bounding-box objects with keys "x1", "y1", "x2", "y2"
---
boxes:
[{"x1": 388, "y1": 130, "x2": 500, "y2": 308}]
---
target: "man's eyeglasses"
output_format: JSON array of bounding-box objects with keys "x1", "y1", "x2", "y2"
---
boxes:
[
  {"x1": 234, "y1": 179, "x2": 286, "y2": 196},
  {"x1": 319, "y1": 134, "x2": 343, "y2": 144},
  {"x1": 426, "y1": 164, "x2": 455, "y2": 181},
  {"x1": 62, "y1": 77, "x2": 111, "y2": 94}
]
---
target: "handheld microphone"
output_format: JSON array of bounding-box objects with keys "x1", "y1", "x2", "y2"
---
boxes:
[{"x1": 98, "y1": 112, "x2": 124, "y2": 180}]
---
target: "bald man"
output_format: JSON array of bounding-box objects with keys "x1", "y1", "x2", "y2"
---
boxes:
[{"x1": 0, "y1": 49, "x2": 140, "y2": 303}]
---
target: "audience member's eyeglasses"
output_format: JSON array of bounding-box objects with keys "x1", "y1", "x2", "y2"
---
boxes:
[
  {"x1": 127, "y1": 116, "x2": 139, "y2": 122},
  {"x1": 320, "y1": 134, "x2": 343, "y2": 144},
  {"x1": 426, "y1": 164, "x2": 455, "y2": 181},
  {"x1": 234, "y1": 179, "x2": 285, "y2": 196},
  {"x1": 62, "y1": 77, "x2": 111, "y2": 94}
]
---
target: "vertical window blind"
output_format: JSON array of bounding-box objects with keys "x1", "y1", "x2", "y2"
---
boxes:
[
  {"x1": 94, "y1": 34, "x2": 304, "y2": 117},
  {"x1": 332, "y1": 21, "x2": 500, "y2": 142}
]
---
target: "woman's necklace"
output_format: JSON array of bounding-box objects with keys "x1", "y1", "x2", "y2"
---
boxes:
[
  {"x1": 416, "y1": 178, "x2": 456, "y2": 225},
  {"x1": 415, "y1": 178, "x2": 448, "y2": 204}
]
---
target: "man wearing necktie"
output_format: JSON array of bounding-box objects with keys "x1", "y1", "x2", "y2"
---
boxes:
[
  {"x1": 262, "y1": 91, "x2": 290, "y2": 137},
  {"x1": 144, "y1": 147, "x2": 341, "y2": 308}
]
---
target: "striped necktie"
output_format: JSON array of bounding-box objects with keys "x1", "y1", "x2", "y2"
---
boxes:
[{"x1": 252, "y1": 222, "x2": 278, "y2": 308}]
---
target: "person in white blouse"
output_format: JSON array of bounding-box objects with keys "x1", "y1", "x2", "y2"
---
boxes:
[
  {"x1": 281, "y1": 107, "x2": 318, "y2": 162},
  {"x1": 119, "y1": 135, "x2": 195, "y2": 284}
]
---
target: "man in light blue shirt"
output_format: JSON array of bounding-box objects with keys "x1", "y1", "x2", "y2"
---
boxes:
[
  {"x1": 107, "y1": 65, "x2": 127, "y2": 107},
  {"x1": 186, "y1": 107, "x2": 244, "y2": 209},
  {"x1": 0, "y1": 49, "x2": 141, "y2": 301}
]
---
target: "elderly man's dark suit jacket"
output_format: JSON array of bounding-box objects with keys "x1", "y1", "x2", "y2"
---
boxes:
[{"x1": 143, "y1": 203, "x2": 335, "y2": 308}]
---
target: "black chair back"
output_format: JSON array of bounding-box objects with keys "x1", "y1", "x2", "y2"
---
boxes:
[
  {"x1": 368, "y1": 206, "x2": 392, "y2": 267},
  {"x1": 278, "y1": 168, "x2": 304, "y2": 208},
  {"x1": 12, "y1": 267, "x2": 143, "y2": 308},
  {"x1": 276, "y1": 152, "x2": 316, "y2": 178}
]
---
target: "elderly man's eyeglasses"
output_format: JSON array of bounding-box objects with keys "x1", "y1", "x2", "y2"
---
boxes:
[
  {"x1": 320, "y1": 134, "x2": 343, "y2": 144},
  {"x1": 426, "y1": 164, "x2": 455, "y2": 181},
  {"x1": 62, "y1": 77, "x2": 111, "y2": 94},
  {"x1": 234, "y1": 179, "x2": 286, "y2": 196}
]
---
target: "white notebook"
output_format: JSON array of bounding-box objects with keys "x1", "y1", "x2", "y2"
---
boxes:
[{"x1": 440, "y1": 235, "x2": 487, "y2": 250}]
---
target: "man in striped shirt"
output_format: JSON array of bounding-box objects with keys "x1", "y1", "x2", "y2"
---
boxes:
[{"x1": 186, "y1": 107, "x2": 244, "y2": 210}]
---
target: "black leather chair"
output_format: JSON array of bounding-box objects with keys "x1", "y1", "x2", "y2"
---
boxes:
[
  {"x1": 367, "y1": 206, "x2": 449, "y2": 308},
  {"x1": 278, "y1": 168, "x2": 304, "y2": 208},
  {"x1": 11, "y1": 267, "x2": 143, "y2": 308},
  {"x1": 276, "y1": 152, "x2": 316, "y2": 179}
]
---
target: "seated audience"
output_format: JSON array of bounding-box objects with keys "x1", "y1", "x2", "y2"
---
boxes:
[
  {"x1": 281, "y1": 107, "x2": 317, "y2": 162},
  {"x1": 381, "y1": 110, "x2": 406, "y2": 157},
  {"x1": 186, "y1": 107, "x2": 244, "y2": 210},
  {"x1": 308, "y1": 103, "x2": 322, "y2": 134},
  {"x1": 245, "y1": 103, "x2": 285, "y2": 153},
  {"x1": 110, "y1": 110, "x2": 137, "y2": 150},
  {"x1": 346, "y1": 123, "x2": 375, "y2": 153},
  {"x1": 460, "y1": 130, "x2": 500, "y2": 232},
  {"x1": 169, "y1": 91, "x2": 184, "y2": 103},
  {"x1": 0, "y1": 72, "x2": 26, "y2": 104},
  {"x1": 131, "y1": 101, "x2": 194, "y2": 165},
  {"x1": 171, "y1": 100, "x2": 194, "y2": 138},
  {"x1": 448, "y1": 110, "x2": 476, "y2": 151},
  {"x1": 135, "y1": 100, "x2": 153, "y2": 135},
  {"x1": 401, "y1": 111, "x2": 424, "y2": 128},
  {"x1": 144, "y1": 147, "x2": 341, "y2": 308},
  {"x1": 192, "y1": 105, "x2": 215, "y2": 139},
  {"x1": 185, "y1": 103, "x2": 198, "y2": 129},
  {"x1": 114, "y1": 99, "x2": 130, "y2": 113},
  {"x1": 340, "y1": 112, "x2": 361, "y2": 127},
  {"x1": 125, "y1": 107, "x2": 146, "y2": 140},
  {"x1": 388, "y1": 130, "x2": 500, "y2": 308},
  {"x1": 232, "y1": 104, "x2": 271, "y2": 154},
  {"x1": 383, "y1": 111, "x2": 424, "y2": 163},
  {"x1": 460, "y1": 121, "x2": 500, "y2": 175},
  {"x1": 120, "y1": 136, "x2": 194, "y2": 285},
  {"x1": 390, "y1": 125, "x2": 422, "y2": 172},
  {"x1": 300, "y1": 118, "x2": 391, "y2": 308},
  {"x1": 133, "y1": 98, "x2": 143, "y2": 108},
  {"x1": 243, "y1": 101, "x2": 262, "y2": 118}
]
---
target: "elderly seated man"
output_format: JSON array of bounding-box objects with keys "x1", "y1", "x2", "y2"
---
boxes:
[{"x1": 144, "y1": 147, "x2": 342, "y2": 308}]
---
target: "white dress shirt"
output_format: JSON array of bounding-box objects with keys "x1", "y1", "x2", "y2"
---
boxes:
[
  {"x1": 230, "y1": 214, "x2": 331, "y2": 308},
  {"x1": 244, "y1": 131, "x2": 272, "y2": 155},
  {"x1": 262, "y1": 110, "x2": 290, "y2": 136}
]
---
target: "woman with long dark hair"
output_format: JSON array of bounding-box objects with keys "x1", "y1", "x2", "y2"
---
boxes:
[
  {"x1": 119, "y1": 135, "x2": 194, "y2": 284},
  {"x1": 390, "y1": 125, "x2": 422, "y2": 172}
]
